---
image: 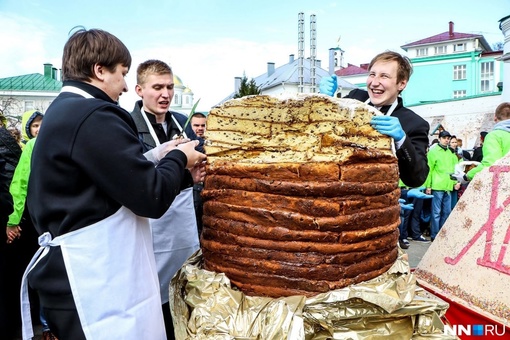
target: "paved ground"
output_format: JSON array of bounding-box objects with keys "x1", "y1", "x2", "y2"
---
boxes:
[{"x1": 404, "y1": 238, "x2": 432, "y2": 269}]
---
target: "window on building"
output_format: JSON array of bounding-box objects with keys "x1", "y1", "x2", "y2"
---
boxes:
[
  {"x1": 453, "y1": 65, "x2": 466, "y2": 80},
  {"x1": 434, "y1": 46, "x2": 447, "y2": 55},
  {"x1": 453, "y1": 90, "x2": 466, "y2": 98},
  {"x1": 480, "y1": 61, "x2": 494, "y2": 93},
  {"x1": 24, "y1": 100, "x2": 34, "y2": 111},
  {"x1": 416, "y1": 48, "x2": 428, "y2": 57},
  {"x1": 186, "y1": 96, "x2": 190, "y2": 104},
  {"x1": 454, "y1": 43, "x2": 466, "y2": 52},
  {"x1": 174, "y1": 94, "x2": 180, "y2": 105}
]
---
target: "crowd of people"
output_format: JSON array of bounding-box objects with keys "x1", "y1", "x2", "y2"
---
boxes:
[{"x1": 0, "y1": 26, "x2": 508, "y2": 339}]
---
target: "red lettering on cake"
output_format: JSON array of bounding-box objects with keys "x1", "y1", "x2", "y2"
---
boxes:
[{"x1": 445, "y1": 166, "x2": 510, "y2": 275}]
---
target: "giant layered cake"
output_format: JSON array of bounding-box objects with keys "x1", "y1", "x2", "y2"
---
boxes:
[{"x1": 201, "y1": 94, "x2": 401, "y2": 298}]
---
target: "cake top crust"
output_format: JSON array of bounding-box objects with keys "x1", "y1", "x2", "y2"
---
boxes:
[{"x1": 206, "y1": 94, "x2": 395, "y2": 164}]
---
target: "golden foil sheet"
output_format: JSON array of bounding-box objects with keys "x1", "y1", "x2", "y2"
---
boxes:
[{"x1": 169, "y1": 250, "x2": 457, "y2": 339}]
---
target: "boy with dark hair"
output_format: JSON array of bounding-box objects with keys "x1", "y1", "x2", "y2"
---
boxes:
[{"x1": 22, "y1": 29, "x2": 205, "y2": 339}]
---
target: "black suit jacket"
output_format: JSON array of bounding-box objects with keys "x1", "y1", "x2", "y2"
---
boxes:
[
  {"x1": 345, "y1": 89, "x2": 430, "y2": 187},
  {"x1": 471, "y1": 146, "x2": 483, "y2": 162}
]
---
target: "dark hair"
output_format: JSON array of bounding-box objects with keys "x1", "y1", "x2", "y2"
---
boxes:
[
  {"x1": 191, "y1": 112, "x2": 207, "y2": 119},
  {"x1": 62, "y1": 28, "x2": 132, "y2": 82},
  {"x1": 495, "y1": 102, "x2": 510, "y2": 121}
]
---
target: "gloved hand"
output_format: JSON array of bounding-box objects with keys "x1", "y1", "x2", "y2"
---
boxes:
[
  {"x1": 177, "y1": 140, "x2": 208, "y2": 169},
  {"x1": 190, "y1": 161, "x2": 206, "y2": 184},
  {"x1": 399, "y1": 199, "x2": 414, "y2": 211},
  {"x1": 451, "y1": 171, "x2": 469, "y2": 185},
  {"x1": 319, "y1": 75, "x2": 337, "y2": 96},
  {"x1": 144, "y1": 138, "x2": 190, "y2": 165},
  {"x1": 407, "y1": 187, "x2": 433, "y2": 199},
  {"x1": 370, "y1": 115, "x2": 405, "y2": 142}
]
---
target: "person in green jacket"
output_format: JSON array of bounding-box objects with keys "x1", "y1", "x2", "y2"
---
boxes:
[
  {"x1": 424, "y1": 130, "x2": 460, "y2": 241},
  {"x1": 453, "y1": 102, "x2": 510, "y2": 183},
  {"x1": 20, "y1": 110, "x2": 43, "y2": 148},
  {"x1": 6, "y1": 138, "x2": 36, "y2": 242}
]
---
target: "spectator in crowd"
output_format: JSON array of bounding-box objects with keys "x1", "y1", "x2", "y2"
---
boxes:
[
  {"x1": 0, "y1": 114, "x2": 22, "y2": 338},
  {"x1": 20, "y1": 110, "x2": 43, "y2": 147},
  {"x1": 397, "y1": 185, "x2": 433, "y2": 249},
  {"x1": 456, "y1": 138, "x2": 471, "y2": 161},
  {"x1": 22, "y1": 28, "x2": 205, "y2": 340},
  {"x1": 424, "y1": 131, "x2": 460, "y2": 241},
  {"x1": 191, "y1": 112, "x2": 207, "y2": 138},
  {"x1": 5, "y1": 114, "x2": 56, "y2": 339},
  {"x1": 8, "y1": 127, "x2": 22, "y2": 148},
  {"x1": 130, "y1": 59, "x2": 205, "y2": 340},
  {"x1": 448, "y1": 135, "x2": 461, "y2": 209},
  {"x1": 0, "y1": 116, "x2": 22, "y2": 181},
  {"x1": 471, "y1": 131, "x2": 488, "y2": 162},
  {"x1": 319, "y1": 50, "x2": 430, "y2": 187},
  {"x1": 453, "y1": 102, "x2": 510, "y2": 184},
  {"x1": 190, "y1": 112, "x2": 207, "y2": 235},
  {"x1": 0, "y1": 155, "x2": 14, "y2": 339}
]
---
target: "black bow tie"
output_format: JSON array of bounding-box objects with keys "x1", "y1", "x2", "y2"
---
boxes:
[{"x1": 368, "y1": 102, "x2": 391, "y2": 114}]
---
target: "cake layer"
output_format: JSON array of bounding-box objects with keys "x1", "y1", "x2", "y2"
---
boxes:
[
  {"x1": 203, "y1": 201, "x2": 400, "y2": 232},
  {"x1": 202, "y1": 227, "x2": 399, "y2": 254},
  {"x1": 203, "y1": 188, "x2": 400, "y2": 216},
  {"x1": 200, "y1": 238, "x2": 395, "y2": 266},
  {"x1": 205, "y1": 175, "x2": 398, "y2": 197},
  {"x1": 206, "y1": 161, "x2": 399, "y2": 182}
]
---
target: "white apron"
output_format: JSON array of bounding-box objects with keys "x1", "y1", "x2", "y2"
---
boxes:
[
  {"x1": 152, "y1": 187, "x2": 199, "y2": 304},
  {"x1": 141, "y1": 108, "x2": 200, "y2": 304},
  {"x1": 20, "y1": 206, "x2": 165, "y2": 340}
]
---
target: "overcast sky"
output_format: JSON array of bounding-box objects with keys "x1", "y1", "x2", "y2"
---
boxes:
[{"x1": 0, "y1": 0, "x2": 507, "y2": 112}]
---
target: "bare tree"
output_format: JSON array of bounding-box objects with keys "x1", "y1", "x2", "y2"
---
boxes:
[
  {"x1": 0, "y1": 96, "x2": 24, "y2": 128},
  {"x1": 492, "y1": 42, "x2": 504, "y2": 51}
]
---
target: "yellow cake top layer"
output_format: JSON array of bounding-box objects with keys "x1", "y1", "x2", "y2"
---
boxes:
[{"x1": 206, "y1": 94, "x2": 394, "y2": 164}]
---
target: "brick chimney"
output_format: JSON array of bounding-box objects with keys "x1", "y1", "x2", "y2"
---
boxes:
[{"x1": 449, "y1": 21, "x2": 454, "y2": 38}]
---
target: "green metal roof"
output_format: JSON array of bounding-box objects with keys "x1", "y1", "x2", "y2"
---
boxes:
[{"x1": 0, "y1": 73, "x2": 62, "y2": 91}]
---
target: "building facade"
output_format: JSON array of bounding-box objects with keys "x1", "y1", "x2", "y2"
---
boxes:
[
  {"x1": 0, "y1": 63, "x2": 62, "y2": 126},
  {"x1": 401, "y1": 21, "x2": 502, "y2": 106},
  {"x1": 0, "y1": 64, "x2": 196, "y2": 124}
]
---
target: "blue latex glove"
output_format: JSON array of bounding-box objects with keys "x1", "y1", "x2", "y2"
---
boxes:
[
  {"x1": 399, "y1": 199, "x2": 414, "y2": 211},
  {"x1": 319, "y1": 75, "x2": 337, "y2": 96},
  {"x1": 451, "y1": 171, "x2": 469, "y2": 185},
  {"x1": 407, "y1": 187, "x2": 433, "y2": 199},
  {"x1": 370, "y1": 115, "x2": 405, "y2": 142}
]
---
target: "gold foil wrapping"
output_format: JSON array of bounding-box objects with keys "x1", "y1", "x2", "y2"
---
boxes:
[{"x1": 169, "y1": 250, "x2": 457, "y2": 339}]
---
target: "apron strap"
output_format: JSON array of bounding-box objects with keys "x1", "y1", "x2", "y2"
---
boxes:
[
  {"x1": 140, "y1": 109, "x2": 188, "y2": 146},
  {"x1": 21, "y1": 232, "x2": 55, "y2": 340}
]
